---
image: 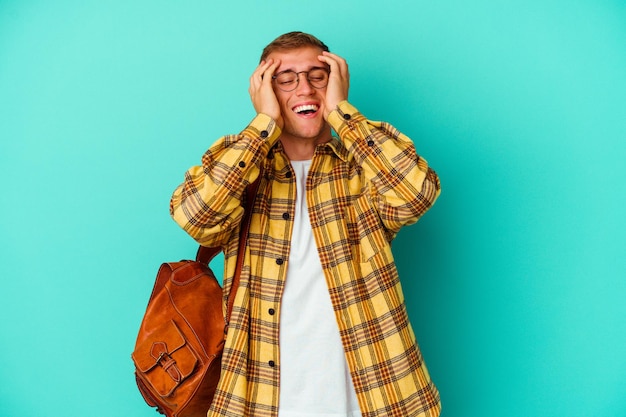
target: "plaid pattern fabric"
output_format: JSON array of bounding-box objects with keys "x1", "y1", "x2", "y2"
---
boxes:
[{"x1": 171, "y1": 101, "x2": 442, "y2": 417}]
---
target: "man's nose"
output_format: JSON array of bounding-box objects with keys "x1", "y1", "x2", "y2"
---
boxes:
[{"x1": 295, "y1": 73, "x2": 315, "y2": 94}]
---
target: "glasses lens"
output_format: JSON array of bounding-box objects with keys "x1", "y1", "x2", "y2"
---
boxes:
[
  {"x1": 274, "y1": 71, "x2": 298, "y2": 91},
  {"x1": 308, "y1": 68, "x2": 328, "y2": 88}
]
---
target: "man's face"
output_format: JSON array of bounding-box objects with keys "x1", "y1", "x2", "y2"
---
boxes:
[{"x1": 267, "y1": 46, "x2": 332, "y2": 146}]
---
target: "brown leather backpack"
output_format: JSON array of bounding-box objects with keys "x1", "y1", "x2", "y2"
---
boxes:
[{"x1": 131, "y1": 180, "x2": 258, "y2": 417}]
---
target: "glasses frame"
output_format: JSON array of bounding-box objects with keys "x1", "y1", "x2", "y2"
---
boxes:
[{"x1": 271, "y1": 67, "x2": 330, "y2": 92}]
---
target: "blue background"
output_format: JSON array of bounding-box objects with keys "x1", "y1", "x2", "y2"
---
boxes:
[{"x1": 1, "y1": 1, "x2": 625, "y2": 416}]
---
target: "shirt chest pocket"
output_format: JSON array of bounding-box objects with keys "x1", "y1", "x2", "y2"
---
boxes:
[{"x1": 346, "y1": 194, "x2": 391, "y2": 264}]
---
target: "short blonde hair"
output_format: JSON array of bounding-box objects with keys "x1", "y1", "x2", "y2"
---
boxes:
[{"x1": 260, "y1": 31, "x2": 329, "y2": 62}]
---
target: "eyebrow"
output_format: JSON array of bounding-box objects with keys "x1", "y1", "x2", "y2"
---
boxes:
[{"x1": 274, "y1": 65, "x2": 329, "y2": 76}]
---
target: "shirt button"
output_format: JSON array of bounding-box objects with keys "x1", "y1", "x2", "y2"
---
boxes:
[
  {"x1": 282, "y1": 212, "x2": 290, "y2": 220},
  {"x1": 276, "y1": 258, "x2": 284, "y2": 265},
  {"x1": 269, "y1": 360, "x2": 275, "y2": 367},
  {"x1": 367, "y1": 140, "x2": 375, "y2": 147},
  {"x1": 238, "y1": 161, "x2": 246, "y2": 168},
  {"x1": 285, "y1": 172, "x2": 292, "y2": 178},
  {"x1": 268, "y1": 308, "x2": 275, "y2": 315},
  {"x1": 343, "y1": 113, "x2": 351, "y2": 120},
  {"x1": 260, "y1": 130, "x2": 269, "y2": 138}
]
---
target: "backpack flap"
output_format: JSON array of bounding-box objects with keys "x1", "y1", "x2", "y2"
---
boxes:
[{"x1": 132, "y1": 320, "x2": 198, "y2": 397}]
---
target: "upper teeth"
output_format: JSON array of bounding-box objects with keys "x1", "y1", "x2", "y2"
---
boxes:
[{"x1": 294, "y1": 104, "x2": 318, "y2": 113}]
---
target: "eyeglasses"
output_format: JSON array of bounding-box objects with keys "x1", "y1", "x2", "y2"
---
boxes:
[{"x1": 272, "y1": 67, "x2": 329, "y2": 92}]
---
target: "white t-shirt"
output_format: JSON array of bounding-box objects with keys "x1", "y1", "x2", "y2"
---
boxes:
[{"x1": 278, "y1": 160, "x2": 361, "y2": 417}]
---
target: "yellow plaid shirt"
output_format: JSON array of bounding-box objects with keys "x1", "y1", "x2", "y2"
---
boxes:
[{"x1": 171, "y1": 101, "x2": 442, "y2": 417}]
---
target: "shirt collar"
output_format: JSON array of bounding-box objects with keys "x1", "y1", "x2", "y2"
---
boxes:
[
  {"x1": 269, "y1": 137, "x2": 350, "y2": 163},
  {"x1": 317, "y1": 136, "x2": 349, "y2": 162}
]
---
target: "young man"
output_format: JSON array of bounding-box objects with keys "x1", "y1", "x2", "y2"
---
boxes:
[{"x1": 171, "y1": 32, "x2": 442, "y2": 417}]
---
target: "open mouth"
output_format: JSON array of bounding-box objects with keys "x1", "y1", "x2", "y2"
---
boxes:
[{"x1": 293, "y1": 104, "x2": 320, "y2": 117}]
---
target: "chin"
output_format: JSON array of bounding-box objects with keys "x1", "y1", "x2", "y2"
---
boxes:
[{"x1": 286, "y1": 123, "x2": 327, "y2": 140}]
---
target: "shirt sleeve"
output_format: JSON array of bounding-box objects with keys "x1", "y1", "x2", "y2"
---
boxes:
[
  {"x1": 327, "y1": 101, "x2": 441, "y2": 235},
  {"x1": 170, "y1": 114, "x2": 281, "y2": 247}
]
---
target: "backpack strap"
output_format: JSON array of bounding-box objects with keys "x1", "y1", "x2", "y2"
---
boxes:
[{"x1": 195, "y1": 176, "x2": 261, "y2": 322}]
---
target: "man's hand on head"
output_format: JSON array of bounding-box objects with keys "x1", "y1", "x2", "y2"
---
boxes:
[
  {"x1": 249, "y1": 58, "x2": 284, "y2": 129},
  {"x1": 317, "y1": 51, "x2": 350, "y2": 120}
]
